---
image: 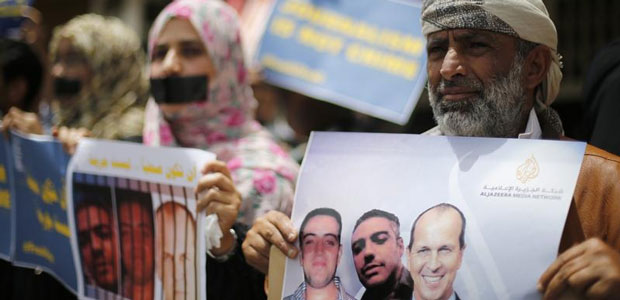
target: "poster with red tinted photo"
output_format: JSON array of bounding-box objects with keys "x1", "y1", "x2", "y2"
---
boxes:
[{"x1": 67, "y1": 139, "x2": 214, "y2": 300}]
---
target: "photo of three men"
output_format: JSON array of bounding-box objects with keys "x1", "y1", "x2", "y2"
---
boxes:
[
  {"x1": 285, "y1": 203, "x2": 466, "y2": 300},
  {"x1": 72, "y1": 176, "x2": 200, "y2": 300}
]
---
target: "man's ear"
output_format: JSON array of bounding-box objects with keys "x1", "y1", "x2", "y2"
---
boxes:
[
  {"x1": 523, "y1": 45, "x2": 551, "y2": 89},
  {"x1": 406, "y1": 248, "x2": 413, "y2": 274},
  {"x1": 457, "y1": 244, "x2": 466, "y2": 268},
  {"x1": 397, "y1": 236, "x2": 404, "y2": 255}
]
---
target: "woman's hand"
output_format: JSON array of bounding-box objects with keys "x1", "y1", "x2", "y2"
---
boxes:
[
  {"x1": 195, "y1": 160, "x2": 241, "y2": 256},
  {"x1": 242, "y1": 210, "x2": 299, "y2": 273},
  {"x1": 53, "y1": 126, "x2": 91, "y2": 155},
  {"x1": 1, "y1": 107, "x2": 44, "y2": 136}
]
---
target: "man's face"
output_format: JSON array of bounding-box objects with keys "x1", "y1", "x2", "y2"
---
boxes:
[
  {"x1": 351, "y1": 217, "x2": 404, "y2": 288},
  {"x1": 77, "y1": 205, "x2": 119, "y2": 290},
  {"x1": 118, "y1": 201, "x2": 154, "y2": 284},
  {"x1": 426, "y1": 29, "x2": 529, "y2": 138},
  {"x1": 155, "y1": 203, "x2": 196, "y2": 300},
  {"x1": 408, "y1": 208, "x2": 464, "y2": 300},
  {"x1": 300, "y1": 215, "x2": 341, "y2": 289}
]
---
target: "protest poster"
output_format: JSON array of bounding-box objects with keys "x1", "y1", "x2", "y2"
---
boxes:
[
  {"x1": 0, "y1": 135, "x2": 15, "y2": 260},
  {"x1": 9, "y1": 131, "x2": 76, "y2": 292},
  {"x1": 278, "y1": 132, "x2": 585, "y2": 300},
  {"x1": 256, "y1": 0, "x2": 427, "y2": 125},
  {"x1": 67, "y1": 138, "x2": 214, "y2": 300}
]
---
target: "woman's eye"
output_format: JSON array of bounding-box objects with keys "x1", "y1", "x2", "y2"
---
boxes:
[
  {"x1": 181, "y1": 46, "x2": 204, "y2": 58},
  {"x1": 152, "y1": 48, "x2": 168, "y2": 61}
]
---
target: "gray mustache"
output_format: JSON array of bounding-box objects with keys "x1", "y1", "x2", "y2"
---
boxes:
[{"x1": 435, "y1": 77, "x2": 484, "y2": 96}]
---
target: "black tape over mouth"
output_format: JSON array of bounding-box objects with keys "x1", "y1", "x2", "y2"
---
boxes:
[
  {"x1": 150, "y1": 75, "x2": 208, "y2": 104},
  {"x1": 54, "y1": 77, "x2": 82, "y2": 97}
]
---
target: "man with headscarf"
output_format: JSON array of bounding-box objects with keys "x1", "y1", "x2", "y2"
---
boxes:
[
  {"x1": 242, "y1": 1, "x2": 620, "y2": 299},
  {"x1": 419, "y1": 1, "x2": 620, "y2": 298}
]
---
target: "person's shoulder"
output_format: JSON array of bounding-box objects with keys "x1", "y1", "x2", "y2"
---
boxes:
[
  {"x1": 558, "y1": 138, "x2": 620, "y2": 170},
  {"x1": 573, "y1": 143, "x2": 620, "y2": 193},
  {"x1": 283, "y1": 282, "x2": 306, "y2": 300},
  {"x1": 570, "y1": 143, "x2": 620, "y2": 250},
  {"x1": 583, "y1": 144, "x2": 620, "y2": 164},
  {"x1": 579, "y1": 143, "x2": 620, "y2": 182}
]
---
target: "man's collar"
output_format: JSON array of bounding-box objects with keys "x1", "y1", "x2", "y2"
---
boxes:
[
  {"x1": 297, "y1": 277, "x2": 345, "y2": 300},
  {"x1": 412, "y1": 291, "x2": 457, "y2": 300},
  {"x1": 517, "y1": 108, "x2": 542, "y2": 139}
]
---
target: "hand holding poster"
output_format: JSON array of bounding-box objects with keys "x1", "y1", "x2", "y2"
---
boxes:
[
  {"x1": 68, "y1": 139, "x2": 215, "y2": 300},
  {"x1": 280, "y1": 132, "x2": 585, "y2": 300}
]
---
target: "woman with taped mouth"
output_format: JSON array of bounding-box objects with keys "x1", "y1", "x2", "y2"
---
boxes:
[
  {"x1": 2, "y1": 14, "x2": 148, "y2": 143},
  {"x1": 48, "y1": 14, "x2": 148, "y2": 143},
  {"x1": 144, "y1": 0, "x2": 298, "y2": 298}
]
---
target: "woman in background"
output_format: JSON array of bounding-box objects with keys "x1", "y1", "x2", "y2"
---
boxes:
[{"x1": 48, "y1": 14, "x2": 148, "y2": 141}]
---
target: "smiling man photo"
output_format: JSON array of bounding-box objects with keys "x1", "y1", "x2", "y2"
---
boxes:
[{"x1": 408, "y1": 203, "x2": 466, "y2": 300}]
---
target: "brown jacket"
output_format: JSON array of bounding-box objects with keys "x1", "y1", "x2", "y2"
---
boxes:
[{"x1": 560, "y1": 144, "x2": 620, "y2": 252}]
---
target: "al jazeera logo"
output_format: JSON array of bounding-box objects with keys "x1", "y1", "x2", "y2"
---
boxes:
[{"x1": 516, "y1": 154, "x2": 539, "y2": 184}]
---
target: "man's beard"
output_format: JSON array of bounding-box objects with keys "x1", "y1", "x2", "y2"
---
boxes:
[{"x1": 428, "y1": 58, "x2": 528, "y2": 138}]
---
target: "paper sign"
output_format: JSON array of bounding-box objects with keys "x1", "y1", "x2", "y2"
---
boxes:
[
  {"x1": 257, "y1": 0, "x2": 427, "y2": 125},
  {"x1": 281, "y1": 132, "x2": 585, "y2": 300}
]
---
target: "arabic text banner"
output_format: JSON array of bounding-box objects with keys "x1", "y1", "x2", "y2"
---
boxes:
[{"x1": 67, "y1": 139, "x2": 215, "y2": 300}]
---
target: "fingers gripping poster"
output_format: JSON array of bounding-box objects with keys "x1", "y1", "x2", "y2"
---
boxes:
[{"x1": 67, "y1": 139, "x2": 215, "y2": 300}]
